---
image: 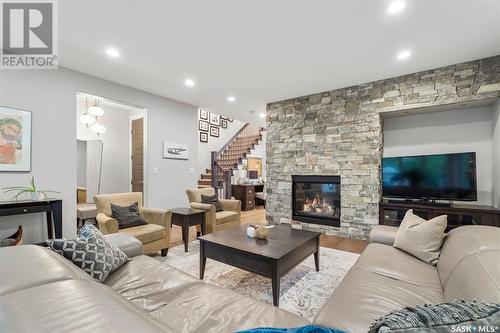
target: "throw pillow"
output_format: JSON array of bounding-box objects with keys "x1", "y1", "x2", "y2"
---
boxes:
[
  {"x1": 368, "y1": 301, "x2": 500, "y2": 333},
  {"x1": 46, "y1": 223, "x2": 129, "y2": 282},
  {"x1": 111, "y1": 202, "x2": 148, "y2": 229},
  {"x1": 393, "y1": 209, "x2": 447, "y2": 265},
  {"x1": 201, "y1": 194, "x2": 223, "y2": 212}
]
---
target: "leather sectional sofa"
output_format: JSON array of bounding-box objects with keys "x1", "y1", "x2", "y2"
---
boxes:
[{"x1": 0, "y1": 225, "x2": 498, "y2": 332}]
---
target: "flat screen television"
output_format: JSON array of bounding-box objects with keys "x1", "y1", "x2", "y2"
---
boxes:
[{"x1": 382, "y1": 152, "x2": 477, "y2": 201}]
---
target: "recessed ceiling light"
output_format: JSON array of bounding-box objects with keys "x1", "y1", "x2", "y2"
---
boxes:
[
  {"x1": 227, "y1": 96, "x2": 236, "y2": 102},
  {"x1": 387, "y1": 1, "x2": 405, "y2": 14},
  {"x1": 105, "y1": 48, "x2": 120, "y2": 58},
  {"x1": 259, "y1": 113, "x2": 266, "y2": 118},
  {"x1": 185, "y1": 78, "x2": 195, "y2": 87},
  {"x1": 397, "y1": 50, "x2": 411, "y2": 60}
]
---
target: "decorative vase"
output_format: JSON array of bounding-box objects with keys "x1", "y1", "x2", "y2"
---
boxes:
[
  {"x1": 255, "y1": 226, "x2": 268, "y2": 239},
  {"x1": 30, "y1": 192, "x2": 40, "y2": 201}
]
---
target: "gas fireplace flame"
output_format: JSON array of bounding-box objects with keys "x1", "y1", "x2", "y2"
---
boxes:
[{"x1": 303, "y1": 193, "x2": 335, "y2": 215}]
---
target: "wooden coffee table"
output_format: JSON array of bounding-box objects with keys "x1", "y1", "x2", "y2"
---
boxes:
[{"x1": 199, "y1": 225, "x2": 320, "y2": 306}]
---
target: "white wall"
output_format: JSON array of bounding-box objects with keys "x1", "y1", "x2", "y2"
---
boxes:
[
  {"x1": 0, "y1": 68, "x2": 198, "y2": 243},
  {"x1": 77, "y1": 100, "x2": 138, "y2": 200},
  {"x1": 198, "y1": 115, "x2": 245, "y2": 174},
  {"x1": 383, "y1": 106, "x2": 494, "y2": 205},
  {"x1": 492, "y1": 100, "x2": 500, "y2": 208}
]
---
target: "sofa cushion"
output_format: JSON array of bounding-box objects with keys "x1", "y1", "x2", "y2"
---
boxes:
[
  {"x1": 0, "y1": 245, "x2": 91, "y2": 296},
  {"x1": 105, "y1": 255, "x2": 201, "y2": 312},
  {"x1": 150, "y1": 282, "x2": 309, "y2": 333},
  {"x1": 216, "y1": 210, "x2": 239, "y2": 224},
  {"x1": 0, "y1": 279, "x2": 173, "y2": 333},
  {"x1": 314, "y1": 244, "x2": 444, "y2": 333},
  {"x1": 355, "y1": 243, "x2": 443, "y2": 291},
  {"x1": 46, "y1": 224, "x2": 129, "y2": 282},
  {"x1": 393, "y1": 209, "x2": 447, "y2": 265},
  {"x1": 120, "y1": 223, "x2": 165, "y2": 244}
]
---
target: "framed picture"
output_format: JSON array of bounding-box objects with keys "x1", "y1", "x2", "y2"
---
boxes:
[
  {"x1": 199, "y1": 132, "x2": 208, "y2": 143},
  {"x1": 209, "y1": 113, "x2": 220, "y2": 126},
  {"x1": 0, "y1": 107, "x2": 31, "y2": 172},
  {"x1": 199, "y1": 109, "x2": 208, "y2": 120},
  {"x1": 210, "y1": 126, "x2": 219, "y2": 137},
  {"x1": 228, "y1": 118, "x2": 233, "y2": 122},
  {"x1": 163, "y1": 142, "x2": 189, "y2": 160},
  {"x1": 199, "y1": 120, "x2": 209, "y2": 132},
  {"x1": 221, "y1": 119, "x2": 228, "y2": 128}
]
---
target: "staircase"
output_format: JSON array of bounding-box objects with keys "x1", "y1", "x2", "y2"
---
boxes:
[{"x1": 197, "y1": 124, "x2": 263, "y2": 192}]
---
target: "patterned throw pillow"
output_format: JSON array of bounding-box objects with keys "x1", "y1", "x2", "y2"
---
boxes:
[
  {"x1": 46, "y1": 223, "x2": 129, "y2": 282},
  {"x1": 201, "y1": 194, "x2": 223, "y2": 212},
  {"x1": 111, "y1": 202, "x2": 148, "y2": 229},
  {"x1": 368, "y1": 301, "x2": 500, "y2": 333}
]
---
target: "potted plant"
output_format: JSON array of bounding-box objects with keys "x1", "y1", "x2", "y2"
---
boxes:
[{"x1": 2, "y1": 176, "x2": 60, "y2": 201}]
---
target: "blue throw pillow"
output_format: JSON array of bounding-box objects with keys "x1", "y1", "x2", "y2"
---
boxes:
[{"x1": 236, "y1": 325, "x2": 345, "y2": 333}]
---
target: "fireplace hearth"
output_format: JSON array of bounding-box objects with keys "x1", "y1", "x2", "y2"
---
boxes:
[{"x1": 292, "y1": 175, "x2": 341, "y2": 227}]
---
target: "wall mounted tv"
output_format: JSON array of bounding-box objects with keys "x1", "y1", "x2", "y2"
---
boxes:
[{"x1": 382, "y1": 152, "x2": 477, "y2": 201}]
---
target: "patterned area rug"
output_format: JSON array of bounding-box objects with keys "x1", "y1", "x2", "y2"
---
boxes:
[{"x1": 155, "y1": 240, "x2": 359, "y2": 321}]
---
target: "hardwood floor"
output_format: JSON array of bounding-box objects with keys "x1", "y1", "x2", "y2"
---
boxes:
[{"x1": 169, "y1": 205, "x2": 367, "y2": 254}]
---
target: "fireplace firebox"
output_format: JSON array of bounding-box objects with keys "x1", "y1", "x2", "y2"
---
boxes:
[{"x1": 292, "y1": 175, "x2": 341, "y2": 227}]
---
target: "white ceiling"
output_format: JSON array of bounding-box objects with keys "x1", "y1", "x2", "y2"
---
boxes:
[{"x1": 60, "y1": 0, "x2": 500, "y2": 124}]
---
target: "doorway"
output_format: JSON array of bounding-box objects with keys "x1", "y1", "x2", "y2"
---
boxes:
[
  {"x1": 76, "y1": 92, "x2": 148, "y2": 205},
  {"x1": 130, "y1": 116, "x2": 144, "y2": 194}
]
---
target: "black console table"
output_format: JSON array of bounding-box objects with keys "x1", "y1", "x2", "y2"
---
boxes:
[
  {"x1": 0, "y1": 199, "x2": 62, "y2": 239},
  {"x1": 380, "y1": 201, "x2": 500, "y2": 231}
]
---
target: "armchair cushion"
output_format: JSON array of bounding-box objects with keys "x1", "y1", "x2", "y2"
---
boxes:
[
  {"x1": 120, "y1": 224, "x2": 165, "y2": 244},
  {"x1": 219, "y1": 199, "x2": 241, "y2": 212},
  {"x1": 111, "y1": 202, "x2": 148, "y2": 229},
  {"x1": 201, "y1": 194, "x2": 223, "y2": 212},
  {"x1": 215, "y1": 211, "x2": 240, "y2": 225}
]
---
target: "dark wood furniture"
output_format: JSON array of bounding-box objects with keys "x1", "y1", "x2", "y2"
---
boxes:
[
  {"x1": 0, "y1": 199, "x2": 62, "y2": 239},
  {"x1": 231, "y1": 184, "x2": 264, "y2": 211},
  {"x1": 380, "y1": 201, "x2": 500, "y2": 230},
  {"x1": 199, "y1": 225, "x2": 321, "y2": 306},
  {"x1": 171, "y1": 207, "x2": 205, "y2": 252}
]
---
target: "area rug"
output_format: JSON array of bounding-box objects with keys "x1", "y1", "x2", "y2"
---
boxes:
[{"x1": 155, "y1": 240, "x2": 359, "y2": 321}]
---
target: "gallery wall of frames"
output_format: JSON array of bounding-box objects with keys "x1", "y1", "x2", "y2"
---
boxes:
[{"x1": 198, "y1": 109, "x2": 233, "y2": 143}]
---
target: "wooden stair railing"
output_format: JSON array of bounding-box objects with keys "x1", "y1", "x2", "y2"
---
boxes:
[{"x1": 203, "y1": 123, "x2": 263, "y2": 198}]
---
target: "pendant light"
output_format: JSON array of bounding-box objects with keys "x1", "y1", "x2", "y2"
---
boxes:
[
  {"x1": 88, "y1": 99, "x2": 104, "y2": 117},
  {"x1": 90, "y1": 123, "x2": 106, "y2": 135}
]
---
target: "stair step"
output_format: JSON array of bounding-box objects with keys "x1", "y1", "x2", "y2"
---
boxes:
[
  {"x1": 198, "y1": 179, "x2": 211, "y2": 185},
  {"x1": 201, "y1": 174, "x2": 211, "y2": 179}
]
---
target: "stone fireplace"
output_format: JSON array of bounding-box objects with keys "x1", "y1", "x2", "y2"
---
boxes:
[
  {"x1": 266, "y1": 55, "x2": 500, "y2": 239},
  {"x1": 292, "y1": 175, "x2": 341, "y2": 227}
]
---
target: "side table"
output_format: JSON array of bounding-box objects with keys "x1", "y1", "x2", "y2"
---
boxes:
[{"x1": 170, "y1": 207, "x2": 205, "y2": 252}]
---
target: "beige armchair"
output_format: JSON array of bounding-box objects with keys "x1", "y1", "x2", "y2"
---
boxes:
[
  {"x1": 186, "y1": 188, "x2": 241, "y2": 234},
  {"x1": 94, "y1": 192, "x2": 172, "y2": 256}
]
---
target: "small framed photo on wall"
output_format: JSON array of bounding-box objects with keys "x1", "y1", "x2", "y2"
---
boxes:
[
  {"x1": 209, "y1": 113, "x2": 220, "y2": 126},
  {"x1": 199, "y1": 120, "x2": 209, "y2": 132},
  {"x1": 221, "y1": 119, "x2": 228, "y2": 128},
  {"x1": 210, "y1": 126, "x2": 219, "y2": 137},
  {"x1": 199, "y1": 109, "x2": 208, "y2": 120},
  {"x1": 200, "y1": 132, "x2": 208, "y2": 143},
  {"x1": 0, "y1": 107, "x2": 31, "y2": 172}
]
